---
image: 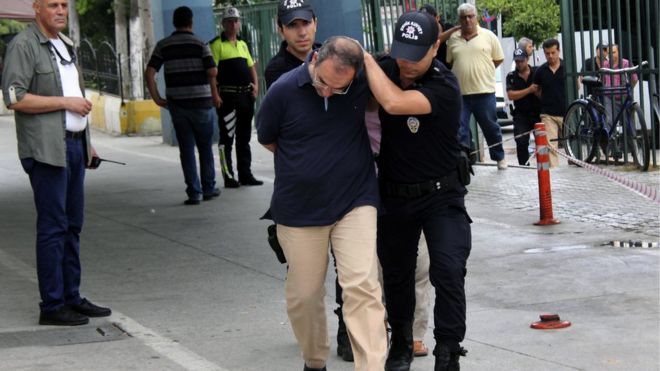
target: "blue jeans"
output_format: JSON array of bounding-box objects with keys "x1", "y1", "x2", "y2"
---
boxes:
[
  {"x1": 458, "y1": 93, "x2": 505, "y2": 161},
  {"x1": 21, "y1": 137, "x2": 85, "y2": 312},
  {"x1": 169, "y1": 104, "x2": 216, "y2": 199}
]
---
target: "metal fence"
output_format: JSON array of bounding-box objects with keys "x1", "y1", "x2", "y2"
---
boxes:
[
  {"x1": 560, "y1": 0, "x2": 659, "y2": 164},
  {"x1": 78, "y1": 38, "x2": 122, "y2": 99}
]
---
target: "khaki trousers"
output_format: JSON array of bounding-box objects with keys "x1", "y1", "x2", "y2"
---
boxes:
[
  {"x1": 278, "y1": 206, "x2": 387, "y2": 370},
  {"x1": 540, "y1": 114, "x2": 564, "y2": 168},
  {"x1": 413, "y1": 233, "x2": 430, "y2": 340}
]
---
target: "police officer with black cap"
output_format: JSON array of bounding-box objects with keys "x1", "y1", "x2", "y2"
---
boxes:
[
  {"x1": 506, "y1": 47, "x2": 541, "y2": 165},
  {"x1": 363, "y1": 10, "x2": 471, "y2": 371}
]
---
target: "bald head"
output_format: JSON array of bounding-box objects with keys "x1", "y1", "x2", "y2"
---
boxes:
[
  {"x1": 33, "y1": 0, "x2": 69, "y2": 38},
  {"x1": 315, "y1": 36, "x2": 364, "y2": 74}
]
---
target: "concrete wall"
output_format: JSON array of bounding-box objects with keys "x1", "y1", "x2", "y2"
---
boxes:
[{"x1": 87, "y1": 90, "x2": 161, "y2": 136}]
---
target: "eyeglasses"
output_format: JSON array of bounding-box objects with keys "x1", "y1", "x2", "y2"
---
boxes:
[
  {"x1": 49, "y1": 42, "x2": 77, "y2": 66},
  {"x1": 312, "y1": 71, "x2": 353, "y2": 95},
  {"x1": 459, "y1": 14, "x2": 475, "y2": 20}
]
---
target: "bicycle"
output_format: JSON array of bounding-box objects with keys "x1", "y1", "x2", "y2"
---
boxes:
[{"x1": 562, "y1": 60, "x2": 650, "y2": 171}]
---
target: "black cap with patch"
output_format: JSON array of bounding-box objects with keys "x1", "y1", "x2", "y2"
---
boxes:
[
  {"x1": 390, "y1": 11, "x2": 439, "y2": 62},
  {"x1": 278, "y1": 0, "x2": 314, "y2": 26}
]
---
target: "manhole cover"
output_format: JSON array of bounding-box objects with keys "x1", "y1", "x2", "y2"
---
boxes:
[{"x1": 0, "y1": 322, "x2": 128, "y2": 349}]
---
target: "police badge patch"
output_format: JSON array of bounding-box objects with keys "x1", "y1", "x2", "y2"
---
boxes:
[{"x1": 407, "y1": 116, "x2": 420, "y2": 133}]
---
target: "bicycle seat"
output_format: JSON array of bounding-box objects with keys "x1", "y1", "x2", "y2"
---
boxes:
[{"x1": 582, "y1": 76, "x2": 601, "y2": 88}]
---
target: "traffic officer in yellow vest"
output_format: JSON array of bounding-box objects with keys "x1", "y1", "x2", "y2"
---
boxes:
[{"x1": 210, "y1": 7, "x2": 263, "y2": 187}]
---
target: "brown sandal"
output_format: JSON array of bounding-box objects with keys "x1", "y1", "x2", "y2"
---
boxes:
[{"x1": 413, "y1": 340, "x2": 429, "y2": 357}]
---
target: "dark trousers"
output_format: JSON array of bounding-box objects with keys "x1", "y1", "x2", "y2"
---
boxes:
[
  {"x1": 169, "y1": 104, "x2": 216, "y2": 199},
  {"x1": 21, "y1": 137, "x2": 85, "y2": 313},
  {"x1": 512, "y1": 114, "x2": 540, "y2": 165},
  {"x1": 378, "y1": 190, "x2": 471, "y2": 347},
  {"x1": 217, "y1": 92, "x2": 255, "y2": 181}
]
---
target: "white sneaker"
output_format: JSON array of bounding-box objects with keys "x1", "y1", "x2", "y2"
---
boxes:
[{"x1": 497, "y1": 159, "x2": 508, "y2": 170}]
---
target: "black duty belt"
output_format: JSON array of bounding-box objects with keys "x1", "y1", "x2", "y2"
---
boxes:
[
  {"x1": 380, "y1": 171, "x2": 460, "y2": 199},
  {"x1": 219, "y1": 85, "x2": 253, "y2": 94},
  {"x1": 65, "y1": 130, "x2": 84, "y2": 139}
]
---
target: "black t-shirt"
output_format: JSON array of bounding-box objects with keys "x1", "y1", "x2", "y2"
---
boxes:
[
  {"x1": 506, "y1": 66, "x2": 541, "y2": 116},
  {"x1": 264, "y1": 41, "x2": 321, "y2": 89},
  {"x1": 533, "y1": 61, "x2": 567, "y2": 116},
  {"x1": 377, "y1": 57, "x2": 463, "y2": 184},
  {"x1": 581, "y1": 57, "x2": 600, "y2": 97}
]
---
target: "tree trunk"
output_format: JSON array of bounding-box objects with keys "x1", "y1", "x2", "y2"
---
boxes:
[
  {"x1": 68, "y1": 0, "x2": 81, "y2": 47},
  {"x1": 115, "y1": 0, "x2": 130, "y2": 101}
]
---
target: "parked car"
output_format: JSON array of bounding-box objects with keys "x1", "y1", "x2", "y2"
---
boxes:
[{"x1": 495, "y1": 67, "x2": 513, "y2": 126}]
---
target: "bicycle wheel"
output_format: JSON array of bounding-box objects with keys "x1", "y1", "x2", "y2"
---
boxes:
[
  {"x1": 563, "y1": 102, "x2": 597, "y2": 163},
  {"x1": 623, "y1": 103, "x2": 650, "y2": 171}
]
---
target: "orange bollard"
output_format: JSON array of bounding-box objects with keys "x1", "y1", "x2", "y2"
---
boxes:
[{"x1": 533, "y1": 122, "x2": 560, "y2": 225}]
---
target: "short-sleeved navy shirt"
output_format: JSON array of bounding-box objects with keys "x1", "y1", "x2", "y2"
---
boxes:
[
  {"x1": 256, "y1": 62, "x2": 379, "y2": 227},
  {"x1": 377, "y1": 57, "x2": 464, "y2": 185},
  {"x1": 506, "y1": 66, "x2": 541, "y2": 116},
  {"x1": 533, "y1": 60, "x2": 567, "y2": 116}
]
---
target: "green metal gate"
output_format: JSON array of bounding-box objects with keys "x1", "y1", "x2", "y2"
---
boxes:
[
  {"x1": 213, "y1": 2, "x2": 279, "y2": 105},
  {"x1": 560, "y1": 0, "x2": 659, "y2": 164}
]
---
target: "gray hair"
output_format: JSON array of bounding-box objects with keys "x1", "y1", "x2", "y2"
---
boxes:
[
  {"x1": 518, "y1": 37, "x2": 533, "y2": 49},
  {"x1": 316, "y1": 36, "x2": 364, "y2": 73},
  {"x1": 457, "y1": 3, "x2": 476, "y2": 16}
]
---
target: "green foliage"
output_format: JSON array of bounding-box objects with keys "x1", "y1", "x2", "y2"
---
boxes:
[
  {"x1": 478, "y1": 0, "x2": 561, "y2": 46},
  {"x1": 0, "y1": 20, "x2": 28, "y2": 35},
  {"x1": 75, "y1": 0, "x2": 114, "y2": 45}
]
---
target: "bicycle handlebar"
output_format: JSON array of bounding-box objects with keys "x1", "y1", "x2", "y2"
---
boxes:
[{"x1": 599, "y1": 60, "x2": 648, "y2": 75}]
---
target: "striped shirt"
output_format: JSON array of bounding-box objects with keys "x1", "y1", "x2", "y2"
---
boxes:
[{"x1": 147, "y1": 31, "x2": 216, "y2": 108}]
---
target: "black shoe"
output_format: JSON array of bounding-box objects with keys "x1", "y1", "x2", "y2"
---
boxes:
[
  {"x1": 335, "y1": 308, "x2": 354, "y2": 362},
  {"x1": 184, "y1": 198, "x2": 200, "y2": 205},
  {"x1": 434, "y1": 343, "x2": 467, "y2": 371},
  {"x1": 224, "y1": 178, "x2": 240, "y2": 188},
  {"x1": 385, "y1": 322, "x2": 413, "y2": 371},
  {"x1": 240, "y1": 176, "x2": 263, "y2": 186},
  {"x1": 203, "y1": 188, "x2": 221, "y2": 201},
  {"x1": 70, "y1": 298, "x2": 111, "y2": 317},
  {"x1": 39, "y1": 306, "x2": 89, "y2": 326},
  {"x1": 303, "y1": 365, "x2": 326, "y2": 371}
]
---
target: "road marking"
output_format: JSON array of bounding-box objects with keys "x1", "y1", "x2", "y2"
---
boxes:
[{"x1": 0, "y1": 248, "x2": 229, "y2": 371}]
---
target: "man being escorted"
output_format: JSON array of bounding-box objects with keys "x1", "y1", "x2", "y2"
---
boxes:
[
  {"x1": 257, "y1": 37, "x2": 387, "y2": 371},
  {"x1": 264, "y1": 1, "x2": 357, "y2": 363},
  {"x1": 2, "y1": 0, "x2": 110, "y2": 325},
  {"x1": 532, "y1": 38, "x2": 566, "y2": 168},
  {"x1": 506, "y1": 48, "x2": 541, "y2": 165},
  {"x1": 210, "y1": 7, "x2": 262, "y2": 188},
  {"x1": 146, "y1": 6, "x2": 221, "y2": 205},
  {"x1": 363, "y1": 11, "x2": 472, "y2": 371},
  {"x1": 446, "y1": 3, "x2": 507, "y2": 169}
]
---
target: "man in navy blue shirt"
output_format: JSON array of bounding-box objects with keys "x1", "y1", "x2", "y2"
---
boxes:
[
  {"x1": 363, "y1": 11, "x2": 471, "y2": 371},
  {"x1": 256, "y1": 36, "x2": 387, "y2": 371}
]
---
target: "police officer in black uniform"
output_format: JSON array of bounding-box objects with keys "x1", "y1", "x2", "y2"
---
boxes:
[
  {"x1": 363, "y1": 11, "x2": 471, "y2": 371},
  {"x1": 506, "y1": 47, "x2": 541, "y2": 165}
]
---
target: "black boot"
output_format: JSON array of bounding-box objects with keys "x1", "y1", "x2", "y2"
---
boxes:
[
  {"x1": 434, "y1": 343, "x2": 467, "y2": 371},
  {"x1": 334, "y1": 308, "x2": 354, "y2": 362},
  {"x1": 385, "y1": 321, "x2": 413, "y2": 371}
]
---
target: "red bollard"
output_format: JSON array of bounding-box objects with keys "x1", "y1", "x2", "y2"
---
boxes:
[{"x1": 534, "y1": 123, "x2": 560, "y2": 225}]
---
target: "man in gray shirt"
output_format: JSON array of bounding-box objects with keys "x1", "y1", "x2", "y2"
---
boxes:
[{"x1": 2, "y1": 0, "x2": 111, "y2": 326}]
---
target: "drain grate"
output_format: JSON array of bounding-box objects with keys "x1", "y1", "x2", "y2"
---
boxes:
[
  {"x1": 605, "y1": 240, "x2": 658, "y2": 249},
  {"x1": 0, "y1": 322, "x2": 128, "y2": 349}
]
